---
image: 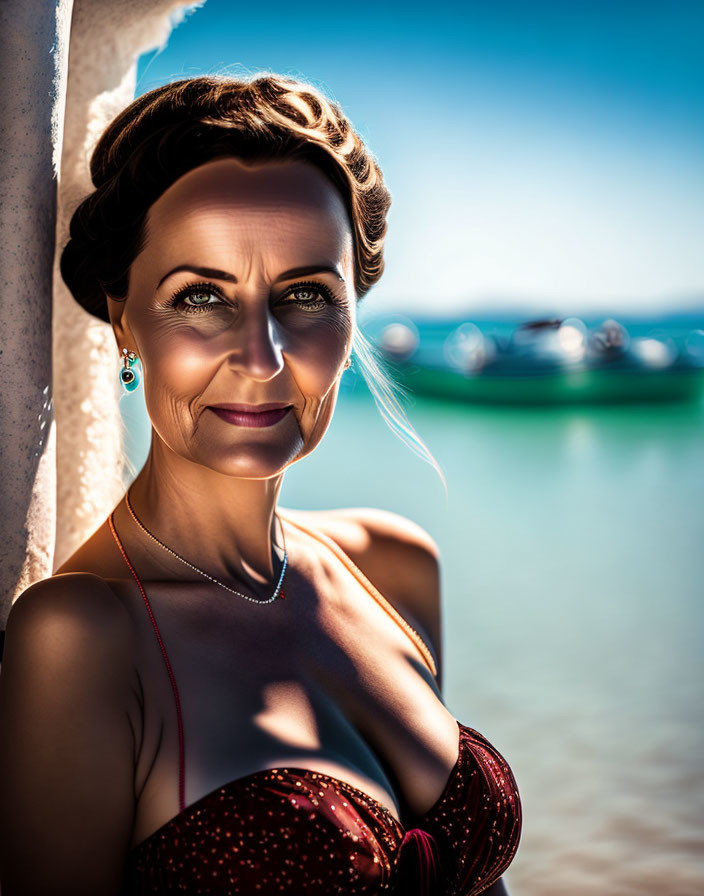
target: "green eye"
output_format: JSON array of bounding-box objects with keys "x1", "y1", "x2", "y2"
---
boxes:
[
  {"x1": 168, "y1": 282, "x2": 227, "y2": 314},
  {"x1": 290, "y1": 287, "x2": 318, "y2": 301},
  {"x1": 183, "y1": 290, "x2": 219, "y2": 306},
  {"x1": 283, "y1": 281, "x2": 334, "y2": 309}
]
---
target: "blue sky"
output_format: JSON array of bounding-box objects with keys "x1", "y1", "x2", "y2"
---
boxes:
[{"x1": 136, "y1": 0, "x2": 704, "y2": 316}]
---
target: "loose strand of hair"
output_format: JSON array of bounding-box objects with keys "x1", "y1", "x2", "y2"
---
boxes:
[{"x1": 351, "y1": 326, "x2": 448, "y2": 502}]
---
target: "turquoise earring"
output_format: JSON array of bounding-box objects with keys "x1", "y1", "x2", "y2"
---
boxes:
[{"x1": 120, "y1": 348, "x2": 142, "y2": 392}]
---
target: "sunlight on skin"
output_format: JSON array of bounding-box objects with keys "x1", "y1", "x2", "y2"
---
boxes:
[{"x1": 108, "y1": 157, "x2": 356, "y2": 586}]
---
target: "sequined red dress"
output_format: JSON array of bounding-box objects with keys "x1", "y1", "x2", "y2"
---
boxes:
[{"x1": 113, "y1": 513, "x2": 522, "y2": 896}]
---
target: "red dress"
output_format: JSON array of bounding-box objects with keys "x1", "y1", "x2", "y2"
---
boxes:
[{"x1": 111, "y1": 513, "x2": 522, "y2": 896}]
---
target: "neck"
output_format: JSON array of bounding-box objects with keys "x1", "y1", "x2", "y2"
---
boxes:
[{"x1": 124, "y1": 435, "x2": 286, "y2": 588}]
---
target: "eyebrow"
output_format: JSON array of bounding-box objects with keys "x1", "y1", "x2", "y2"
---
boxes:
[{"x1": 156, "y1": 263, "x2": 345, "y2": 290}]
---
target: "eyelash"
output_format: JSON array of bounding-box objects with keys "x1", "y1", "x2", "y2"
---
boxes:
[{"x1": 165, "y1": 280, "x2": 337, "y2": 314}]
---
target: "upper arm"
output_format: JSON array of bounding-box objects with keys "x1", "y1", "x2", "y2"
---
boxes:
[
  {"x1": 321, "y1": 508, "x2": 444, "y2": 691},
  {"x1": 0, "y1": 574, "x2": 138, "y2": 895}
]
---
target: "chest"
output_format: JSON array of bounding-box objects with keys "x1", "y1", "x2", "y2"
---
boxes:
[
  {"x1": 115, "y1": 538, "x2": 457, "y2": 848},
  {"x1": 131, "y1": 555, "x2": 441, "y2": 739}
]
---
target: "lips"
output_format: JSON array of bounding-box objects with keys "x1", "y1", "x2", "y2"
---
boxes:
[
  {"x1": 211, "y1": 403, "x2": 292, "y2": 412},
  {"x1": 208, "y1": 404, "x2": 293, "y2": 428}
]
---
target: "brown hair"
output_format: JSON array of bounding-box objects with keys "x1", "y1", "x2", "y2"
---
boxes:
[
  {"x1": 60, "y1": 72, "x2": 392, "y2": 322},
  {"x1": 60, "y1": 72, "x2": 446, "y2": 492}
]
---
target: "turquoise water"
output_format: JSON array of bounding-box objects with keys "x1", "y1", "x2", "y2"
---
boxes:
[
  {"x1": 285, "y1": 386, "x2": 704, "y2": 895},
  {"x1": 122, "y1": 377, "x2": 704, "y2": 895}
]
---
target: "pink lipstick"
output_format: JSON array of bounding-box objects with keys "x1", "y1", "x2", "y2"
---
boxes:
[{"x1": 208, "y1": 403, "x2": 293, "y2": 428}]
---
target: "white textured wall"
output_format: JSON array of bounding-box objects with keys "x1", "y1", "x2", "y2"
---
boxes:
[
  {"x1": 53, "y1": 0, "x2": 208, "y2": 570},
  {"x1": 0, "y1": 0, "x2": 207, "y2": 633},
  {"x1": 0, "y1": 0, "x2": 68, "y2": 631}
]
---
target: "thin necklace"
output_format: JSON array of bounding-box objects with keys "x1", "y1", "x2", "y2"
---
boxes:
[{"x1": 123, "y1": 489, "x2": 287, "y2": 603}]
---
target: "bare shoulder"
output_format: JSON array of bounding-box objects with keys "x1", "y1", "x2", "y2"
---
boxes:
[
  {"x1": 286, "y1": 506, "x2": 443, "y2": 685},
  {"x1": 6, "y1": 572, "x2": 135, "y2": 671},
  {"x1": 0, "y1": 574, "x2": 139, "y2": 892},
  {"x1": 11, "y1": 570, "x2": 128, "y2": 621},
  {"x1": 324, "y1": 507, "x2": 441, "y2": 556}
]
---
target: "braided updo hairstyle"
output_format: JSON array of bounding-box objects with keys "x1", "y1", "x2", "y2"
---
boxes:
[{"x1": 60, "y1": 73, "x2": 392, "y2": 321}]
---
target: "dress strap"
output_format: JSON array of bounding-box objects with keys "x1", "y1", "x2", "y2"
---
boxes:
[
  {"x1": 279, "y1": 512, "x2": 438, "y2": 679},
  {"x1": 106, "y1": 507, "x2": 437, "y2": 820},
  {"x1": 108, "y1": 512, "x2": 187, "y2": 815}
]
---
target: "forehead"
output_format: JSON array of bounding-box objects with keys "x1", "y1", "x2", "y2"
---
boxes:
[{"x1": 141, "y1": 157, "x2": 353, "y2": 271}]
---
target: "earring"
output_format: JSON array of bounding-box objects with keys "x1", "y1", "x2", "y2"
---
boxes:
[
  {"x1": 119, "y1": 348, "x2": 142, "y2": 392},
  {"x1": 344, "y1": 357, "x2": 352, "y2": 369}
]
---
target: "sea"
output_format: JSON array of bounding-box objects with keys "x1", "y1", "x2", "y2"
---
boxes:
[{"x1": 122, "y1": 308, "x2": 704, "y2": 896}]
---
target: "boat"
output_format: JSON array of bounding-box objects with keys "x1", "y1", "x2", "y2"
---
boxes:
[{"x1": 367, "y1": 314, "x2": 704, "y2": 405}]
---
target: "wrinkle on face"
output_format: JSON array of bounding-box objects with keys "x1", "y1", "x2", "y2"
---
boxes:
[{"x1": 118, "y1": 157, "x2": 357, "y2": 480}]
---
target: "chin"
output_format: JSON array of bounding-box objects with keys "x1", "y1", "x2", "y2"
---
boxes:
[{"x1": 186, "y1": 437, "x2": 306, "y2": 479}]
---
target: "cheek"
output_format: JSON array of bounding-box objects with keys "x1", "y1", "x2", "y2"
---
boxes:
[
  {"x1": 294, "y1": 367, "x2": 343, "y2": 459},
  {"x1": 138, "y1": 328, "x2": 218, "y2": 440},
  {"x1": 288, "y1": 320, "x2": 350, "y2": 401},
  {"x1": 142, "y1": 327, "x2": 216, "y2": 388}
]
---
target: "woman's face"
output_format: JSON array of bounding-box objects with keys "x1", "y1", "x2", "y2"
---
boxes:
[{"x1": 110, "y1": 156, "x2": 356, "y2": 479}]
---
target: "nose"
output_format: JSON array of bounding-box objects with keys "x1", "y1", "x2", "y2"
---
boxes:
[{"x1": 224, "y1": 302, "x2": 285, "y2": 382}]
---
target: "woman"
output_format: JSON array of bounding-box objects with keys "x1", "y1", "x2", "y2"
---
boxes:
[{"x1": 0, "y1": 74, "x2": 521, "y2": 895}]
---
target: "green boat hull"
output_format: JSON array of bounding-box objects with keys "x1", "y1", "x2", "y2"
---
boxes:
[{"x1": 391, "y1": 365, "x2": 704, "y2": 405}]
